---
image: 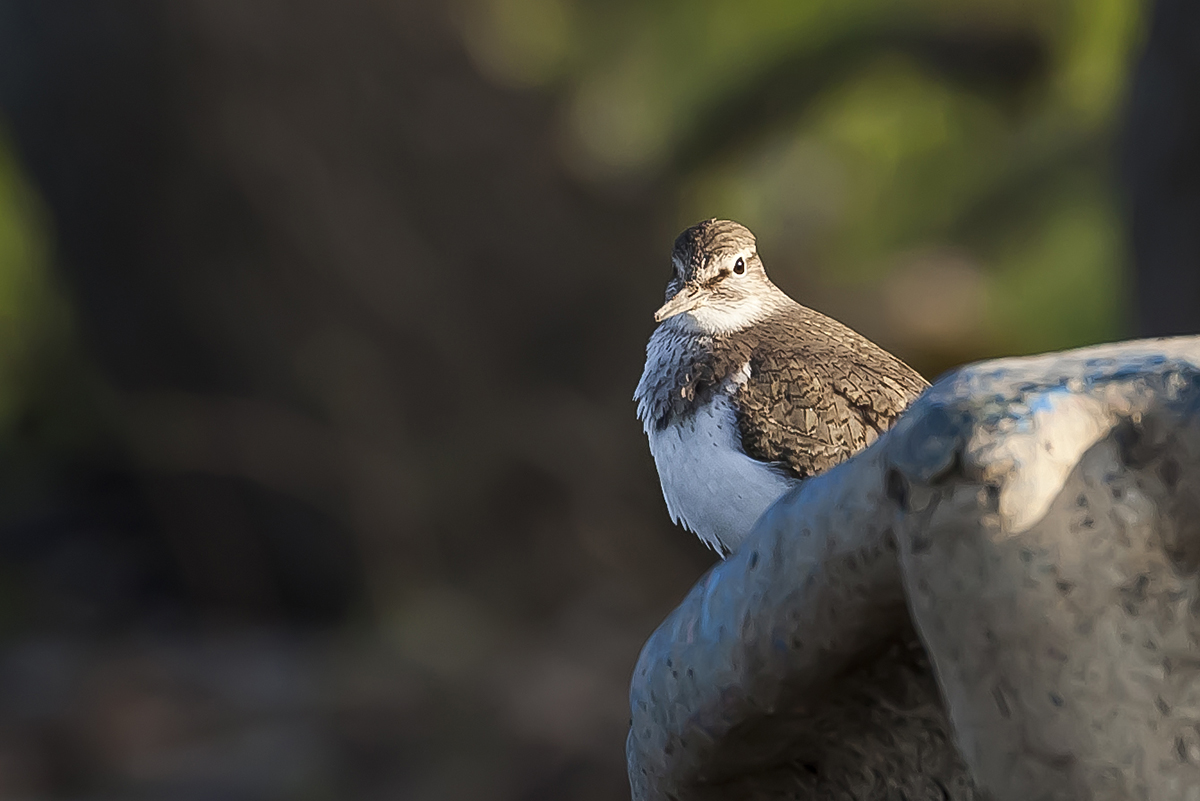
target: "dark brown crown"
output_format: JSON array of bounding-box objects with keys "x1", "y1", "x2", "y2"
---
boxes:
[{"x1": 671, "y1": 219, "x2": 756, "y2": 274}]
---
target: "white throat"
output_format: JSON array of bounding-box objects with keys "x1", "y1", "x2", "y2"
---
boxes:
[{"x1": 673, "y1": 281, "x2": 791, "y2": 336}]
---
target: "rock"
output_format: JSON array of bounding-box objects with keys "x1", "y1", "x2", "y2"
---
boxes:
[{"x1": 628, "y1": 336, "x2": 1200, "y2": 800}]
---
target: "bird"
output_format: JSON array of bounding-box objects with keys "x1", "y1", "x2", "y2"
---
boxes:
[{"x1": 635, "y1": 219, "x2": 929, "y2": 555}]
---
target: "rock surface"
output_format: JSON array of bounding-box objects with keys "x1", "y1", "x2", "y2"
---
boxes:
[{"x1": 628, "y1": 336, "x2": 1200, "y2": 800}]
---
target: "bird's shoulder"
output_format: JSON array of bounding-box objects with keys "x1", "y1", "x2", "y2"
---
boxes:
[{"x1": 732, "y1": 305, "x2": 929, "y2": 479}]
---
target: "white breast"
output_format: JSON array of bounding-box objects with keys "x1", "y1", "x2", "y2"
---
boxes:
[{"x1": 647, "y1": 394, "x2": 798, "y2": 553}]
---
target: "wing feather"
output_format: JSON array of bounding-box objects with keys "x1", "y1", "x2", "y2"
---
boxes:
[{"x1": 734, "y1": 307, "x2": 928, "y2": 479}]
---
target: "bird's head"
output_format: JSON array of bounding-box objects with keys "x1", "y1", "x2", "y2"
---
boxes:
[{"x1": 656, "y1": 219, "x2": 778, "y2": 334}]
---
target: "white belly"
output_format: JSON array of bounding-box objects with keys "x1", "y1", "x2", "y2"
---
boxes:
[{"x1": 647, "y1": 395, "x2": 798, "y2": 554}]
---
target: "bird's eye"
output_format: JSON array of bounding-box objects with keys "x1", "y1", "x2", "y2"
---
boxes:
[{"x1": 733, "y1": 257, "x2": 745, "y2": 275}]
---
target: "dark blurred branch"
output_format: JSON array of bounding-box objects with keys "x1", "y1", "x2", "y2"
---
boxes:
[
  {"x1": 671, "y1": 24, "x2": 1048, "y2": 176},
  {"x1": 947, "y1": 129, "x2": 1110, "y2": 245},
  {"x1": 1121, "y1": 0, "x2": 1200, "y2": 336}
]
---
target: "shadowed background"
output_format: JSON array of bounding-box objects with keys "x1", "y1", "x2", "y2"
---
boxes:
[{"x1": 0, "y1": 0, "x2": 1188, "y2": 798}]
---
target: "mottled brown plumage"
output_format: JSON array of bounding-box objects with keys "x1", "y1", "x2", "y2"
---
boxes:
[
  {"x1": 736, "y1": 308, "x2": 928, "y2": 478},
  {"x1": 636, "y1": 219, "x2": 928, "y2": 552},
  {"x1": 641, "y1": 221, "x2": 926, "y2": 479}
]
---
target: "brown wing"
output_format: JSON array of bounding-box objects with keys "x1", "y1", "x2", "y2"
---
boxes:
[{"x1": 734, "y1": 309, "x2": 928, "y2": 479}]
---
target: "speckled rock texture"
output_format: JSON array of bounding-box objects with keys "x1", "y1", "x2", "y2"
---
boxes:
[
  {"x1": 892, "y1": 338, "x2": 1200, "y2": 800},
  {"x1": 626, "y1": 388, "x2": 980, "y2": 800},
  {"x1": 628, "y1": 336, "x2": 1200, "y2": 801}
]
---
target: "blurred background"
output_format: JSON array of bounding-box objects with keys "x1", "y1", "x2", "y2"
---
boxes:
[{"x1": 0, "y1": 0, "x2": 1192, "y2": 798}]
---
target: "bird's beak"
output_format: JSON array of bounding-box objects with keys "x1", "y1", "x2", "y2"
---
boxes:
[{"x1": 654, "y1": 284, "x2": 705, "y2": 322}]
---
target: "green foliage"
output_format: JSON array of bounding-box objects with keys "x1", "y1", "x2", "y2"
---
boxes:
[
  {"x1": 0, "y1": 131, "x2": 100, "y2": 461},
  {"x1": 0, "y1": 136, "x2": 59, "y2": 426},
  {"x1": 460, "y1": 0, "x2": 1147, "y2": 372}
]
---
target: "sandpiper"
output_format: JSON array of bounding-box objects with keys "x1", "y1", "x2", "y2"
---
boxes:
[{"x1": 635, "y1": 219, "x2": 928, "y2": 554}]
